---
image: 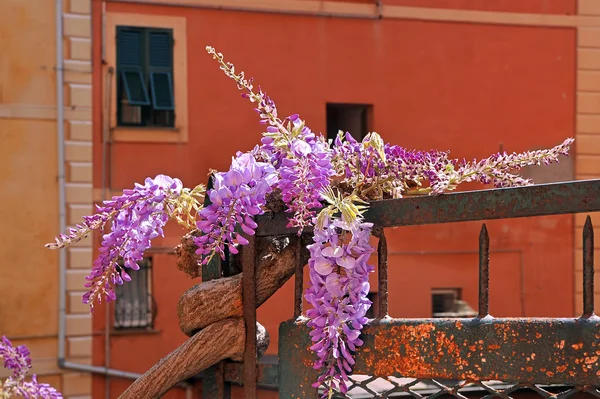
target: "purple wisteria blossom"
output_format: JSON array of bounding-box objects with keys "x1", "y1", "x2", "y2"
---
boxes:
[
  {"x1": 304, "y1": 216, "x2": 375, "y2": 396},
  {"x1": 0, "y1": 336, "x2": 30, "y2": 381},
  {"x1": 47, "y1": 174, "x2": 199, "y2": 310},
  {"x1": 332, "y1": 131, "x2": 574, "y2": 199},
  {"x1": 270, "y1": 115, "x2": 334, "y2": 230},
  {"x1": 332, "y1": 131, "x2": 452, "y2": 199},
  {"x1": 0, "y1": 337, "x2": 63, "y2": 398},
  {"x1": 206, "y1": 47, "x2": 335, "y2": 232},
  {"x1": 82, "y1": 175, "x2": 184, "y2": 309},
  {"x1": 194, "y1": 152, "x2": 278, "y2": 264},
  {"x1": 446, "y1": 137, "x2": 574, "y2": 191}
]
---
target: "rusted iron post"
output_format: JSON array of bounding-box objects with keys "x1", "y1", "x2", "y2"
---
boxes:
[
  {"x1": 478, "y1": 224, "x2": 490, "y2": 318},
  {"x1": 375, "y1": 228, "x2": 389, "y2": 318},
  {"x1": 294, "y1": 238, "x2": 303, "y2": 318},
  {"x1": 278, "y1": 320, "x2": 319, "y2": 398},
  {"x1": 583, "y1": 216, "x2": 595, "y2": 318},
  {"x1": 201, "y1": 176, "x2": 230, "y2": 399},
  {"x1": 242, "y1": 235, "x2": 257, "y2": 398},
  {"x1": 202, "y1": 363, "x2": 231, "y2": 399}
]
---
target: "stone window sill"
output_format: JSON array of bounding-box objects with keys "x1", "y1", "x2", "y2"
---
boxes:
[
  {"x1": 108, "y1": 328, "x2": 161, "y2": 336},
  {"x1": 111, "y1": 126, "x2": 187, "y2": 143}
]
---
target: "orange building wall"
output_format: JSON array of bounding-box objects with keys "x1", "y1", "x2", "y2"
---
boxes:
[
  {"x1": 91, "y1": 1, "x2": 577, "y2": 397},
  {"x1": 383, "y1": 0, "x2": 575, "y2": 14}
]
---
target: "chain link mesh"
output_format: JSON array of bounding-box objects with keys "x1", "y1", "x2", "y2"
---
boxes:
[{"x1": 321, "y1": 377, "x2": 600, "y2": 399}]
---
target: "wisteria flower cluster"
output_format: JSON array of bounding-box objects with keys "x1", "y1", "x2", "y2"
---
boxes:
[
  {"x1": 0, "y1": 337, "x2": 62, "y2": 398},
  {"x1": 305, "y1": 205, "x2": 375, "y2": 395},
  {"x1": 206, "y1": 49, "x2": 335, "y2": 231},
  {"x1": 46, "y1": 174, "x2": 206, "y2": 310},
  {"x1": 332, "y1": 130, "x2": 574, "y2": 200},
  {"x1": 46, "y1": 47, "x2": 575, "y2": 394},
  {"x1": 194, "y1": 151, "x2": 277, "y2": 264}
]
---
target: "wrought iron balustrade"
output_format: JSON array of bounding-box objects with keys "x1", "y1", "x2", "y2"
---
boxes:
[{"x1": 200, "y1": 179, "x2": 600, "y2": 399}]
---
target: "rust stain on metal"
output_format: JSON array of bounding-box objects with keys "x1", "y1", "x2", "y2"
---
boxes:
[
  {"x1": 270, "y1": 175, "x2": 600, "y2": 395},
  {"x1": 585, "y1": 356, "x2": 599, "y2": 364},
  {"x1": 301, "y1": 358, "x2": 313, "y2": 368},
  {"x1": 370, "y1": 323, "x2": 437, "y2": 377}
]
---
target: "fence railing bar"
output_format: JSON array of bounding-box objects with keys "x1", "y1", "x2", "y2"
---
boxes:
[
  {"x1": 375, "y1": 228, "x2": 389, "y2": 318},
  {"x1": 478, "y1": 224, "x2": 490, "y2": 319},
  {"x1": 294, "y1": 238, "x2": 303, "y2": 318},
  {"x1": 200, "y1": 175, "x2": 232, "y2": 397},
  {"x1": 583, "y1": 216, "x2": 595, "y2": 318},
  {"x1": 255, "y1": 180, "x2": 600, "y2": 236},
  {"x1": 242, "y1": 234, "x2": 257, "y2": 398}
]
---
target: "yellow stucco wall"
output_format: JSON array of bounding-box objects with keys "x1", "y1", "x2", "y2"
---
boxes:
[
  {"x1": 0, "y1": 0, "x2": 93, "y2": 396},
  {"x1": 0, "y1": 1, "x2": 57, "y2": 106},
  {"x1": 0, "y1": 0, "x2": 61, "y2": 387},
  {"x1": 0, "y1": 120, "x2": 59, "y2": 337},
  {"x1": 576, "y1": 0, "x2": 600, "y2": 316}
]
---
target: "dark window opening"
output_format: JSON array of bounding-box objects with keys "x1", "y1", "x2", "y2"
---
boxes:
[
  {"x1": 114, "y1": 257, "x2": 156, "y2": 329},
  {"x1": 116, "y1": 26, "x2": 175, "y2": 128},
  {"x1": 326, "y1": 103, "x2": 372, "y2": 144},
  {"x1": 366, "y1": 291, "x2": 379, "y2": 319},
  {"x1": 432, "y1": 288, "x2": 462, "y2": 318}
]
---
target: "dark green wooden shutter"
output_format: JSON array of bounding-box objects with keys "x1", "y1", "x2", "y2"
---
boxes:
[
  {"x1": 148, "y1": 30, "x2": 175, "y2": 111},
  {"x1": 116, "y1": 27, "x2": 150, "y2": 106}
]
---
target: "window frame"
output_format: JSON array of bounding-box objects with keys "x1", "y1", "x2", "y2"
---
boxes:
[
  {"x1": 105, "y1": 12, "x2": 188, "y2": 143},
  {"x1": 431, "y1": 288, "x2": 462, "y2": 318},
  {"x1": 326, "y1": 102, "x2": 373, "y2": 144},
  {"x1": 115, "y1": 26, "x2": 175, "y2": 128}
]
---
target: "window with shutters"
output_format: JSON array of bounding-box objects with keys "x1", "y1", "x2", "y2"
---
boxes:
[
  {"x1": 114, "y1": 257, "x2": 156, "y2": 329},
  {"x1": 116, "y1": 26, "x2": 175, "y2": 128}
]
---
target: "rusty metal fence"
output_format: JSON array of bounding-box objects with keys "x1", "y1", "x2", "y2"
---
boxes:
[{"x1": 200, "y1": 179, "x2": 600, "y2": 398}]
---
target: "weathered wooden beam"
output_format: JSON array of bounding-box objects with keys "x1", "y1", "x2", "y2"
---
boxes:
[
  {"x1": 118, "y1": 319, "x2": 270, "y2": 399},
  {"x1": 177, "y1": 234, "x2": 310, "y2": 336}
]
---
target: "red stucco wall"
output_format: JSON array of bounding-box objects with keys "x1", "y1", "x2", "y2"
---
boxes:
[
  {"x1": 91, "y1": 1, "x2": 576, "y2": 397},
  {"x1": 385, "y1": 0, "x2": 575, "y2": 14}
]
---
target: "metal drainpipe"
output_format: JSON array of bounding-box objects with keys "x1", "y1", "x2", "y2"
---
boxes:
[
  {"x1": 55, "y1": 0, "x2": 68, "y2": 369},
  {"x1": 54, "y1": 0, "x2": 193, "y2": 394}
]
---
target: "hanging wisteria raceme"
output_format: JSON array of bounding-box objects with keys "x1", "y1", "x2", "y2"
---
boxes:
[
  {"x1": 46, "y1": 46, "x2": 576, "y2": 395},
  {"x1": 0, "y1": 337, "x2": 63, "y2": 399},
  {"x1": 47, "y1": 175, "x2": 205, "y2": 310},
  {"x1": 305, "y1": 214, "x2": 375, "y2": 397},
  {"x1": 83, "y1": 175, "x2": 186, "y2": 309}
]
